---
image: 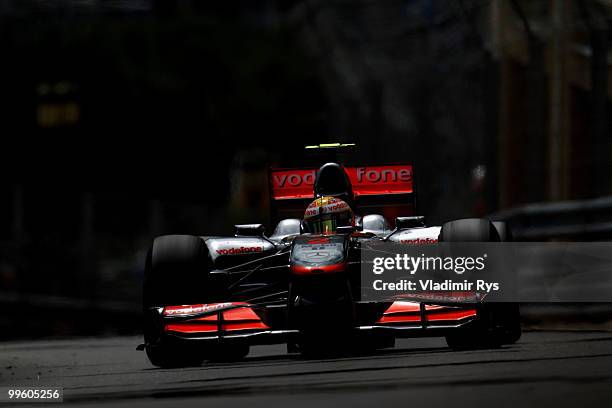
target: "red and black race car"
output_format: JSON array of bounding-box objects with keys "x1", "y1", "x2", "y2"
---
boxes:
[{"x1": 139, "y1": 144, "x2": 520, "y2": 367}]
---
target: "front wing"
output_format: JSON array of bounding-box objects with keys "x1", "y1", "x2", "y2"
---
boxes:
[{"x1": 149, "y1": 301, "x2": 479, "y2": 345}]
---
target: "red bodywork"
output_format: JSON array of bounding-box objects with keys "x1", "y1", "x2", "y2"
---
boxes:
[
  {"x1": 290, "y1": 263, "x2": 346, "y2": 275},
  {"x1": 270, "y1": 165, "x2": 413, "y2": 200},
  {"x1": 269, "y1": 164, "x2": 415, "y2": 223},
  {"x1": 163, "y1": 303, "x2": 270, "y2": 335},
  {"x1": 161, "y1": 301, "x2": 478, "y2": 336},
  {"x1": 376, "y1": 302, "x2": 477, "y2": 325}
]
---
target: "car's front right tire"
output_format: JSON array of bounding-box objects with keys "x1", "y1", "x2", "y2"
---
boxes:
[{"x1": 439, "y1": 218, "x2": 521, "y2": 350}]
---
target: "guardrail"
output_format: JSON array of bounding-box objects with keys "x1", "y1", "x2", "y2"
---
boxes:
[
  {"x1": 489, "y1": 196, "x2": 612, "y2": 241},
  {"x1": 489, "y1": 196, "x2": 612, "y2": 328}
]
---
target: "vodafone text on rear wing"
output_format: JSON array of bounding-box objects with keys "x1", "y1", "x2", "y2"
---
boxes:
[{"x1": 269, "y1": 164, "x2": 415, "y2": 223}]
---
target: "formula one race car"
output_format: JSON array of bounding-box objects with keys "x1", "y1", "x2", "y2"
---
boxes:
[{"x1": 139, "y1": 144, "x2": 521, "y2": 367}]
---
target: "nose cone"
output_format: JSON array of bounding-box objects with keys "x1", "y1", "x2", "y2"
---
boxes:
[
  {"x1": 290, "y1": 263, "x2": 346, "y2": 275},
  {"x1": 290, "y1": 234, "x2": 348, "y2": 275}
]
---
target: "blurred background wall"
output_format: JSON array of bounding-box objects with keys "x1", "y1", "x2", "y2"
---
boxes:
[{"x1": 0, "y1": 0, "x2": 611, "y2": 338}]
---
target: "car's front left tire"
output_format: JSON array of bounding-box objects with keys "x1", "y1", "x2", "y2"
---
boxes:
[{"x1": 143, "y1": 235, "x2": 213, "y2": 368}]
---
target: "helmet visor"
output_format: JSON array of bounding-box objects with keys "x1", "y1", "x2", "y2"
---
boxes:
[{"x1": 311, "y1": 219, "x2": 336, "y2": 234}]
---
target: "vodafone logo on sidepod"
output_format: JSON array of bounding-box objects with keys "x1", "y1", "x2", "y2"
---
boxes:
[{"x1": 216, "y1": 246, "x2": 263, "y2": 255}]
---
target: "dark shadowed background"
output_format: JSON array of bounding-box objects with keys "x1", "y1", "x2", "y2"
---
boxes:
[{"x1": 1, "y1": 0, "x2": 611, "y2": 339}]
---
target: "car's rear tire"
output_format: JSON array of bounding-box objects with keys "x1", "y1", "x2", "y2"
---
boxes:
[{"x1": 439, "y1": 219, "x2": 521, "y2": 350}]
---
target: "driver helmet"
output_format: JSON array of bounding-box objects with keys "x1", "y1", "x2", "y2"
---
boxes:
[{"x1": 303, "y1": 196, "x2": 354, "y2": 234}]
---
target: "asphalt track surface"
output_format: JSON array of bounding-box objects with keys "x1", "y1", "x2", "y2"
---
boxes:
[{"x1": 1, "y1": 331, "x2": 612, "y2": 408}]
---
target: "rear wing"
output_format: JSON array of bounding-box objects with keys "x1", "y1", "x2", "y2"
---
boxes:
[{"x1": 269, "y1": 164, "x2": 415, "y2": 224}]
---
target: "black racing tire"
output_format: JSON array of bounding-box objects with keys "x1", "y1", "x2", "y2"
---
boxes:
[
  {"x1": 142, "y1": 235, "x2": 211, "y2": 368},
  {"x1": 145, "y1": 341, "x2": 205, "y2": 368},
  {"x1": 492, "y1": 221, "x2": 513, "y2": 242},
  {"x1": 445, "y1": 303, "x2": 521, "y2": 350},
  {"x1": 439, "y1": 219, "x2": 521, "y2": 350},
  {"x1": 492, "y1": 221, "x2": 521, "y2": 345},
  {"x1": 438, "y1": 218, "x2": 501, "y2": 242},
  {"x1": 496, "y1": 302, "x2": 522, "y2": 344},
  {"x1": 143, "y1": 234, "x2": 210, "y2": 309}
]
